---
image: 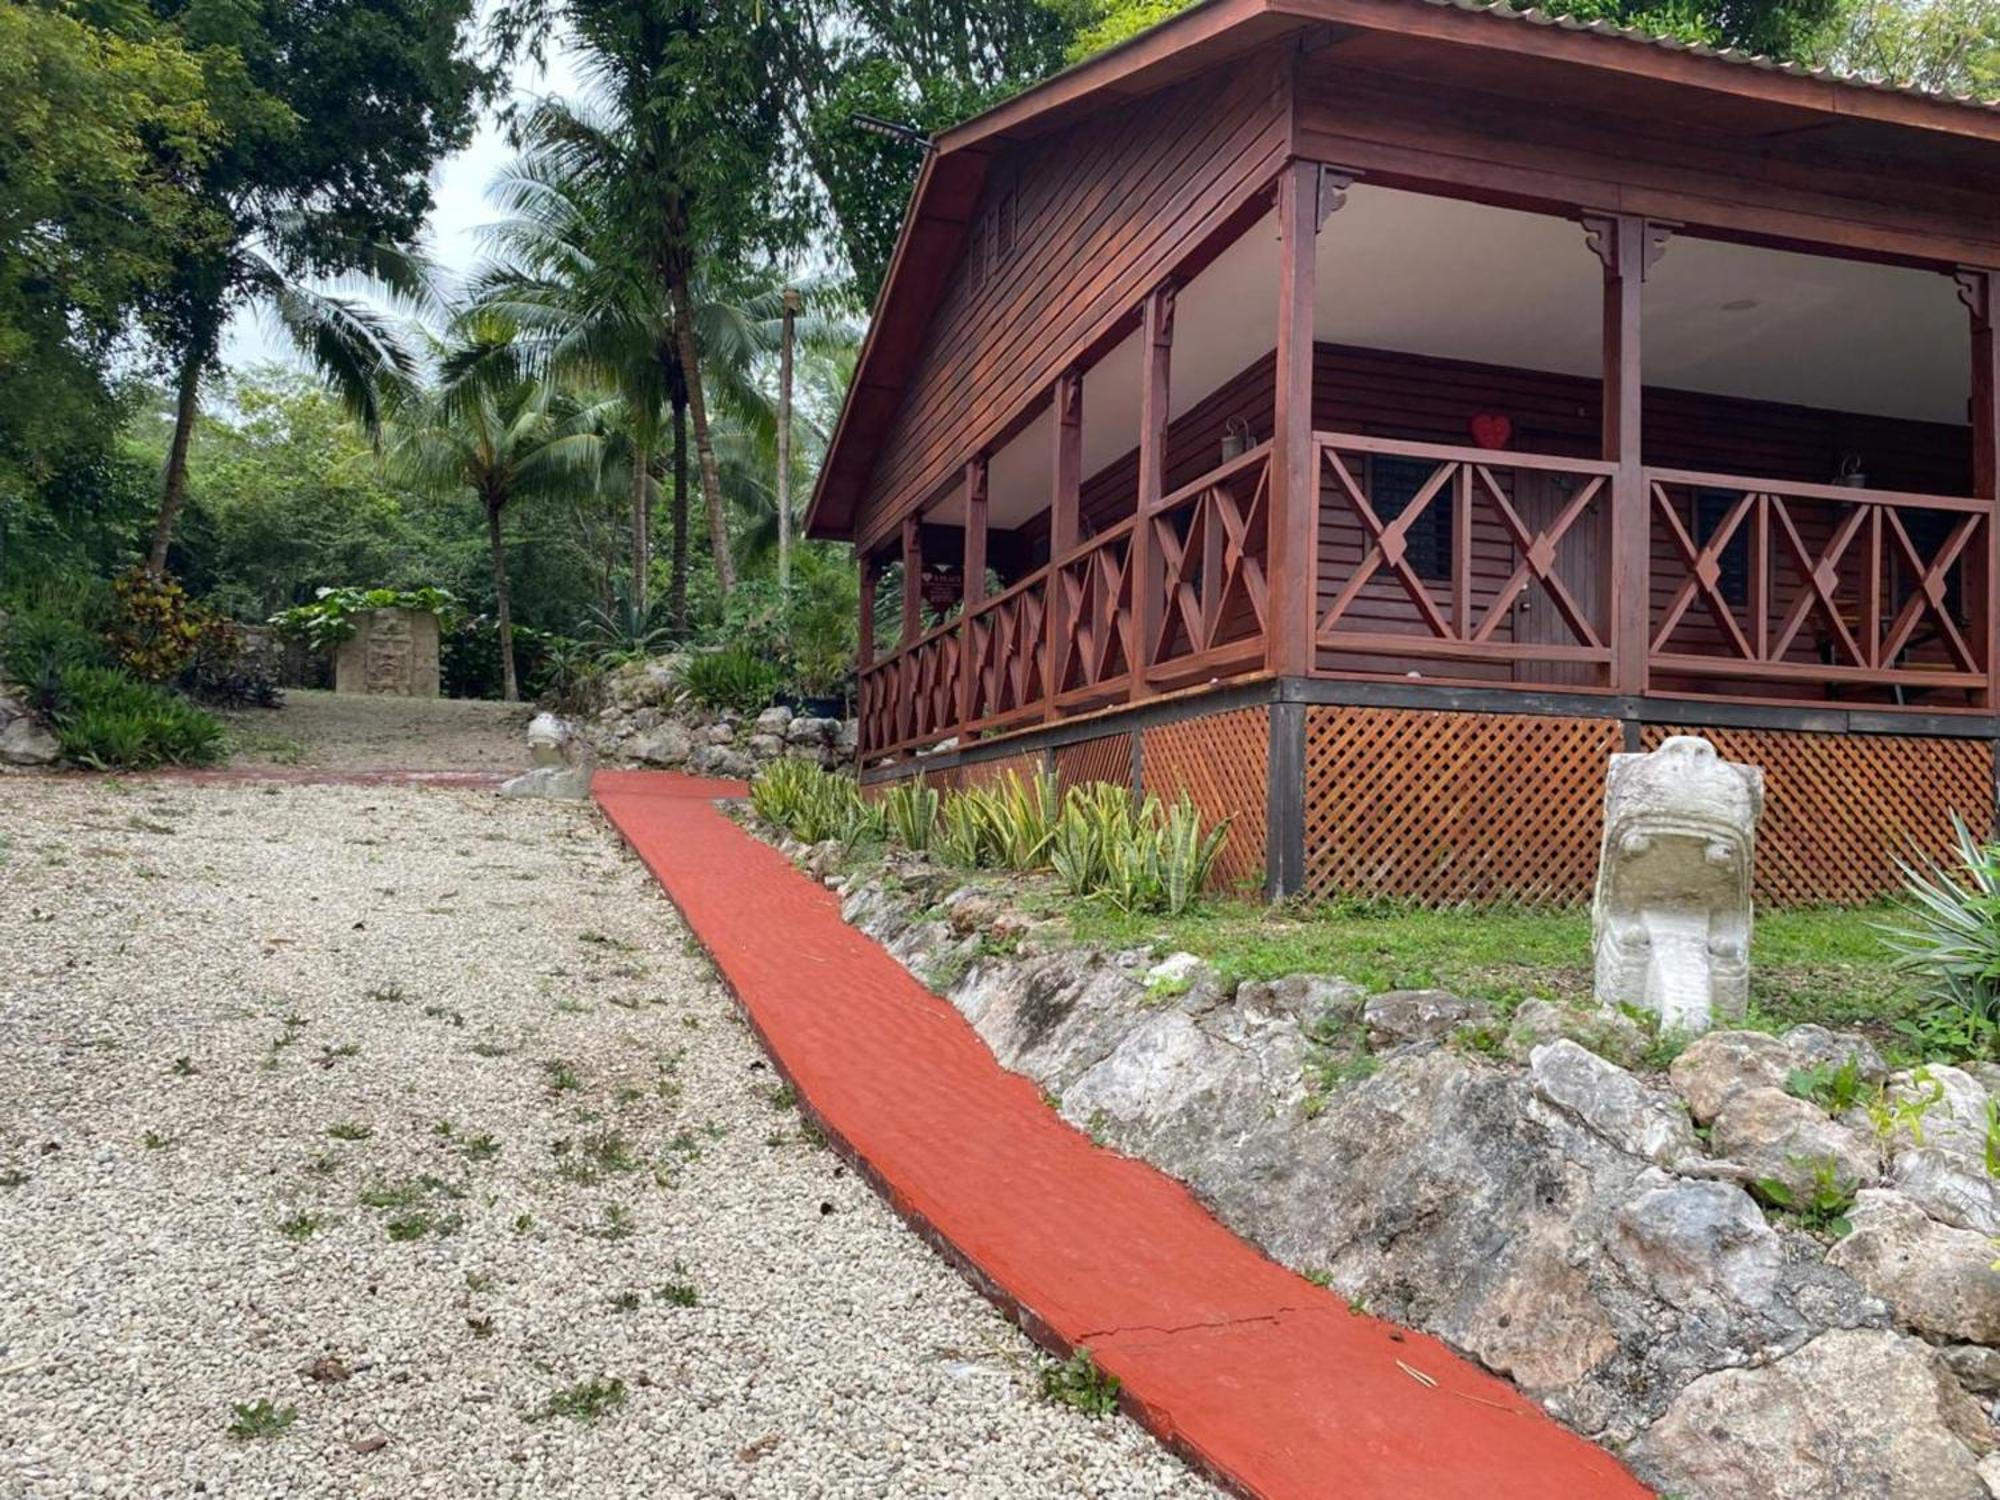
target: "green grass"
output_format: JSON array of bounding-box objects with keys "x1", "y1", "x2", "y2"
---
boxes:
[{"x1": 1065, "y1": 898, "x2": 1921, "y2": 1040}]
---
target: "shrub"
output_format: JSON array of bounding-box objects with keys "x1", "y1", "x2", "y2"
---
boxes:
[
  {"x1": 680, "y1": 647, "x2": 782, "y2": 715},
  {"x1": 180, "y1": 615, "x2": 282, "y2": 709},
  {"x1": 1, "y1": 605, "x2": 108, "y2": 717},
  {"x1": 106, "y1": 568, "x2": 204, "y2": 683},
  {"x1": 882, "y1": 779, "x2": 939, "y2": 853},
  {"x1": 51, "y1": 665, "x2": 226, "y2": 770},
  {"x1": 750, "y1": 760, "x2": 882, "y2": 846},
  {"x1": 1882, "y1": 815, "x2": 2000, "y2": 1024},
  {"x1": 270, "y1": 586, "x2": 461, "y2": 653}
]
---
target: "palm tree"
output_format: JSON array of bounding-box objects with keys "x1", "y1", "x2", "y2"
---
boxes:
[
  {"x1": 384, "y1": 315, "x2": 605, "y2": 701},
  {"x1": 147, "y1": 235, "x2": 432, "y2": 575}
]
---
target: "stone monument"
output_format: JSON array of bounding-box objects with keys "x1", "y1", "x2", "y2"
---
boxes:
[
  {"x1": 499, "y1": 712, "x2": 594, "y2": 800},
  {"x1": 1592, "y1": 735, "x2": 1763, "y2": 1034},
  {"x1": 333, "y1": 607, "x2": 440, "y2": 697}
]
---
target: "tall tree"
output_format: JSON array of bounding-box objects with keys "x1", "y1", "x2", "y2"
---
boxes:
[
  {"x1": 1825, "y1": 0, "x2": 2000, "y2": 95},
  {"x1": 385, "y1": 316, "x2": 604, "y2": 700},
  {"x1": 141, "y1": 0, "x2": 491, "y2": 574}
]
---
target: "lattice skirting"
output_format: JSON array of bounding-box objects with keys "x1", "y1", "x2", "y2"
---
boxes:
[
  {"x1": 958, "y1": 750, "x2": 1046, "y2": 793},
  {"x1": 1640, "y1": 726, "x2": 1994, "y2": 907},
  {"x1": 1140, "y1": 707, "x2": 1269, "y2": 894},
  {"x1": 1053, "y1": 733, "x2": 1134, "y2": 794},
  {"x1": 1303, "y1": 708, "x2": 1620, "y2": 906}
]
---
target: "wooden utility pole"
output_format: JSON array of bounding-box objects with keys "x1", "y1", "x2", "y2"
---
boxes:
[{"x1": 777, "y1": 286, "x2": 800, "y2": 594}]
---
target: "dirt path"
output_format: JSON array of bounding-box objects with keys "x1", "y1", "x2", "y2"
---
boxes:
[{"x1": 218, "y1": 689, "x2": 535, "y2": 772}]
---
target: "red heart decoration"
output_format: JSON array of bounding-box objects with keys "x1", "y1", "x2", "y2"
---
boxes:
[{"x1": 1469, "y1": 413, "x2": 1512, "y2": 451}]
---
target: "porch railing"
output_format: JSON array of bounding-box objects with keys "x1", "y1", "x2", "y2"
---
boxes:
[
  {"x1": 857, "y1": 614, "x2": 962, "y2": 761},
  {"x1": 1646, "y1": 468, "x2": 1991, "y2": 699},
  {"x1": 965, "y1": 567, "x2": 1051, "y2": 734},
  {"x1": 1050, "y1": 515, "x2": 1138, "y2": 709},
  {"x1": 1312, "y1": 432, "x2": 1617, "y2": 678},
  {"x1": 1144, "y1": 441, "x2": 1273, "y2": 687}
]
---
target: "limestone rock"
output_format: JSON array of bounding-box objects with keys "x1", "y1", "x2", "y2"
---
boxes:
[
  {"x1": 629, "y1": 723, "x2": 693, "y2": 767},
  {"x1": 1529, "y1": 1040, "x2": 1699, "y2": 1167},
  {"x1": 1893, "y1": 1148, "x2": 2000, "y2": 1236},
  {"x1": 1505, "y1": 997, "x2": 1650, "y2": 1069},
  {"x1": 706, "y1": 723, "x2": 736, "y2": 746},
  {"x1": 1783, "y1": 1024, "x2": 1889, "y2": 1085},
  {"x1": 835, "y1": 720, "x2": 859, "y2": 756},
  {"x1": 1362, "y1": 989, "x2": 1486, "y2": 1046},
  {"x1": 1633, "y1": 1328, "x2": 1991, "y2": 1500},
  {"x1": 1671, "y1": 1030, "x2": 1797, "y2": 1124},
  {"x1": 753, "y1": 705, "x2": 793, "y2": 735},
  {"x1": 0, "y1": 714, "x2": 59, "y2": 766},
  {"x1": 746, "y1": 733, "x2": 785, "y2": 759},
  {"x1": 1710, "y1": 1086, "x2": 1877, "y2": 1198},
  {"x1": 1609, "y1": 1176, "x2": 1782, "y2": 1312},
  {"x1": 498, "y1": 763, "x2": 591, "y2": 800},
  {"x1": 1828, "y1": 1190, "x2": 2000, "y2": 1344},
  {"x1": 1236, "y1": 974, "x2": 1365, "y2": 1035},
  {"x1": 689, "y1": 744, "x2": 754, "y2": 781},
  {"x1": 1593, "y1": 735, "x2": 1763, "y2": 1033},
  {"x1": 1942, "y1": 1343, "x2": 2000, "y2": 1396},
  {"x1": 787, "y1": 715, "x2": 841, "y2": 745}
]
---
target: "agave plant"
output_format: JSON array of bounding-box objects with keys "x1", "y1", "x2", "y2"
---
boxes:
[
  {"x1": 883, "y1": 778, "x2": 940, "y2": 853},
  {"x1": 1881, "y1": 814, "x2": 2000, "y2": 1022}
]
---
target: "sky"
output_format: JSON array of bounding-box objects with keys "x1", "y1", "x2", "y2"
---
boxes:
[{"x1": 218, "y1": 43, "x2": 582, "y2": 370}]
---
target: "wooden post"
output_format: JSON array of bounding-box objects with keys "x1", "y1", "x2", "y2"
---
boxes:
[
  {"x1": 1586, "y1": 213, "x2": 1670, "y2": 696},
  {"x1": 1267, "y1": 162, "x2": 1347, "y2": 679},
  {"x1": 1130, "y1": 281, "x2": 1177, "y2": 700},
  {"x1": 900, "y1": 513, "x2": 922, "y2": 648},
  {"x1": 1958, "y1": 268, "x2": 1999, "y2": 705},
  {"x1": 857, "y1": 550, "x2": 877, "y2": 670},
  {"x1": 1046, "y1": 371, "x2": 1083, "y2": 709},
  {"x1": 959, "y1": 457, "x2": 988, "y2": 731}
]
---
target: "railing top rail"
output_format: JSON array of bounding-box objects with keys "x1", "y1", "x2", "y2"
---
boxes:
[
  {"x1": 860, "y1": 613, "x2": 962, "y2": 678},
  {"x1": 1051, "y1": 512, "x2": 1139, "y2": 573},
  {"x1": 1143, "y1": 439, "x2": 1274, "y2": 518},
  {"x1": 1316, "y1": 430, "x2": 1618, "y2": 478},
  {"x1": 1644, "y1": 466, "x2": 1989, "y2": 512},
  {"x1": 965, "y1": 561, "x2": 1053, "y2": 623}
]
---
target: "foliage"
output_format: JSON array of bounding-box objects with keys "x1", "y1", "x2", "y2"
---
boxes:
[
  {"x1": 750, "y1": 759, "x2": 883, "y2": 846},
  {"x1": 679, "y1": 647, "x2": 783, "y2": 715},
  {"x1": 105, "y1": 568, "x2": 203, "y2": 682},
  {"x1": 180, "y1": 614, "x2": 282, "y2": 709},
  {"x1": 1820, "y1": 0, "x2": 1999, "y2": 94},
  {"x1": 1039, "y1": 1347, "x2": 1120, "y2": 1418},
  {"x1": 1785, "y1": 1059, "x2": 1870, "y2": 1114},
  {"x1": 269, "y1": 587, "x2": 462, "y2": 653},
  {"x1": 49, "y1": 665, "x2": 226, "y2": 770},
  {"x1": 882, "y1": 779, "x2": 940, "y2": 853},
  {"x1": 1045, "y1": 781, "x2": 1229, "y2": 915},
  {"x1": 533, "y1": 1376, "x2": 627, "y2": 1423},
  {"x1": 0, "y1": 592, "x2": 111, "y2": 717},
  {"x1": 1750, "y1": 1158, "x2": 1858, "y2": 1238},
  {"x1": 1880, "y1": 816, "x2": 2000, "y2": 1025},
  {"x1": 226, "y1": 1399, "x2": 297, "y2": 1441}
]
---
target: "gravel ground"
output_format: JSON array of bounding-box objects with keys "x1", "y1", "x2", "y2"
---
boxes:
[
  {"x1": 217, "y1": 690, "x2": 534, "y2": 771},
  {"x1": 0, "y1": 779, "x2": 1211, "y2": 1499}
]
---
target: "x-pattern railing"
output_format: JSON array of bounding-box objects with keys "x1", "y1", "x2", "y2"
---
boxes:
[
  {"x1": 966, "y1": 570, "x2": 1050, "y2": 731},
  {"x1": 1313, "y1": 433, "x2": 1615, "y2": 668},
  {"x1": 1148, "y1": 442, "x2": 1271, "y2": 680},
  {"x1": 1648, "y1": 469, "x2": 1988, "y2": 692},
  {"x1": 1053, "y1": 517, "x2": 1138, "y2": 704}
]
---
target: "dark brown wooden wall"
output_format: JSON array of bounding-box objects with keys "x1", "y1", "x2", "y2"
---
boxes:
[{"x1": 852, "y1": 60, "x2": 1292, "y2": 555}]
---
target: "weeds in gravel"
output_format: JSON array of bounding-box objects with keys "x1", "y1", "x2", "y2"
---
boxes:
[
  {"x1": 306, "y1": 1154, "x2": 338, "y2": 1177},
  {"x1": 609, "y1": 1290, "x2": 641, "y2": 1313},
  {"x1": 170, "y1": 1056, "x2": 196, "y2": 1076},
  {"x1": 766, "y1": 1084, "x2": 797, "y2": 1111},
  {"x1": 320, "y1": 1042, "x2": 360, "y2": 1063},
  {"x1": 459, "y1": 1132, "x2": 501, "y2": 1163},
  {"x1": 1040, "y1": 1349, "x2": 1120, "y2": 1418},
  {"x1": 142, "y1": 1131, "x2": 172, "y2": 1150},
  {"x1": 364, "y1": 983, "x2": 408, "y2": 1004},
  {"x1": 469, "y1": 1040, "x2": 513, "y2": 1058},
  {"x1": 585, "y1": 1204, "x2": 635, "y2": 1241},
  {"x1": 466, "y1": 1315, "x2": 496, "y2": 1338},
  {"x1": 513, "y1": 1213, "x2": 535, "y2": 1234},
  {"x1": 0, "y1": 1168, "x2": 26, "y2": 1188},
  {"x1": 327, "y1": 1121, "x2": 372, "y2": 1142},
  {"x1": 386, "y1": 1210, "x2": 461, "y2": 1241},
  {"x1": 277, "y1": 1213, "x2": 324, "y2": 1241},
  {"x1": 465, "y1": 1270, "x2": 494, "y2": 1293},
  {"x1": 423, "y1": 1004, "x2": 466, "y2": 1028},
  {"x1": 227, "y1": 1399, "x2": 297, "y2": 1440},
  {"x1": 542, "y1": 1059, "x2": 582, "y2": 1093},
  {"x1": 532, "y1": 1376, "x2": 626, "y2": 1423},
  {"x1": 655, "y1": 1264, "x2": 698, "y2": 1306}
]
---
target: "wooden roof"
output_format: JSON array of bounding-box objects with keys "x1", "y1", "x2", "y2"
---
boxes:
[{"x1": 807, "y1": 0, "x2": 2000, "y2": 542}]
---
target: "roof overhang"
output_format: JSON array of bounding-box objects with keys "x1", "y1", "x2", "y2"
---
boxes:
[{"x1": 807, "y1": 0, "x2": 2000, "y2": 544}]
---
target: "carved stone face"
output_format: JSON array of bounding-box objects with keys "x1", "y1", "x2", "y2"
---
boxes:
[{"x1": 1593, "y1": 736, "x2": 1765, "y2": 1032}]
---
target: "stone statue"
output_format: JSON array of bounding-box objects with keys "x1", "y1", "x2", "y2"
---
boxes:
[
  {"x1": 1592, "y1": 735, "x2": 1763, "y2": 1035},
  {"x1": 499, "y1": 712, "x2": 594, "y2": 800}
]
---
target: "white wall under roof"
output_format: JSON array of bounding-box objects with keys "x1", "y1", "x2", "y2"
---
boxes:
[{"x1": 944, "y1": 183, "x2": 1970, "y2": 533}]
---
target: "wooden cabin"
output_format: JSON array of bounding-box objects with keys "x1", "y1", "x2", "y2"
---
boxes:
[{"x1": 805, "y1": 0, "x2": 2000, "y2": 907}]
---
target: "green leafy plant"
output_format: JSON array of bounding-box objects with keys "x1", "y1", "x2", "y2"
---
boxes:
[
  {"x1": 1881, "y1": 816, "x2": 2000, "y2": 1030},
  {"x1": 50, "y1": 666, "x2": 225, "y2": 770},
  {"x1": 227, "y1": 1399, "x2": 298, "y2": 1440},
  {"x1": 678, "y1": 646, "x2": 782, "y2": 714},
  {"x1": 881, "y1": 778, "x2": 939, "y2": 853},
  {"x1": 1785, "y1": 1058, "x2": 1869, "y2": 1114},
  {"x1": 1751, "y1": 1157, "x2": 1858, "y2": 1237},
  {"x1": 749, "y1": 760, "x2": 881, "y2": 846},
  {"x1": 1864, "y1": 1066, "x2": 1947, "y2": 1147},
  {"x1": 533, "y1": 1376, "x2": 627, "y2": 1424},
  {"x1": 269, "y1": 586, "x2": 461, "y2": 653},
  {"x1": 105, "y1": 568, "x2": 204, "y2": 683},
  {"x1": 1040, "y1": 1348, "x2": 1121, "y2": 1418},
  {"x1": 0, "y1": 603, "x2": 108, "y2": 717}
]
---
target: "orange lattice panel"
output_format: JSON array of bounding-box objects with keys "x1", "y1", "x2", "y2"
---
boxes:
[
  {"x1": 1140, "y1": 707, "x2": 1269, "y2": 894},
  {"x1": 959, "y1": 750, "x2": 1047, "y2": 792},
  {"x1": 1303, "y1": 708, "x2": 1621, "y2": 906},
  {"x1": 1640, "y1": 726, "x2": 1994, "y2": 907},
  {"x1": 1054, "y1": 733, "x2": 1134, "y2": 794}
]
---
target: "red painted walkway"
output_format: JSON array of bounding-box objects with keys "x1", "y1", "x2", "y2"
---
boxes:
[{"x1": 593, "y1": 770, "x2": 1649, "y2": 1499}]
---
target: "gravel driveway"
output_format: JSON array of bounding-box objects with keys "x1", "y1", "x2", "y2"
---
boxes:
[
  {"x1": 0, "y1": 778, "x2": 1210, "y2": 1499},
  {"x1": 217, "y1": 689, "x2": 535, "y2": 772}
]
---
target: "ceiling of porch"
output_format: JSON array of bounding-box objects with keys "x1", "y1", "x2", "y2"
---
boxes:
[{"x1": 941, "y1": 184, "x2": 1972, "y2": 534}]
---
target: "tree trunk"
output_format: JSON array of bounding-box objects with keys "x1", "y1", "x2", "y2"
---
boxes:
[
  {"x1": 668, "y1": 265, "x2": 735, "y2": 595},
  {"x1": 670, "y1": 393, "x2": 689, "y2": 633},
  {"x1": 777, "y1": 287, "x2": 798, "y2": 594},
  {"x1": 148, "y1": 330, "x2": 214, "y2": 575},
  {"x1": 629, "y1": 434, "x2": 651, "y2": 622},
  {"x1": 487, "y1": 493, "x2": 518, "y2": 703}
]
